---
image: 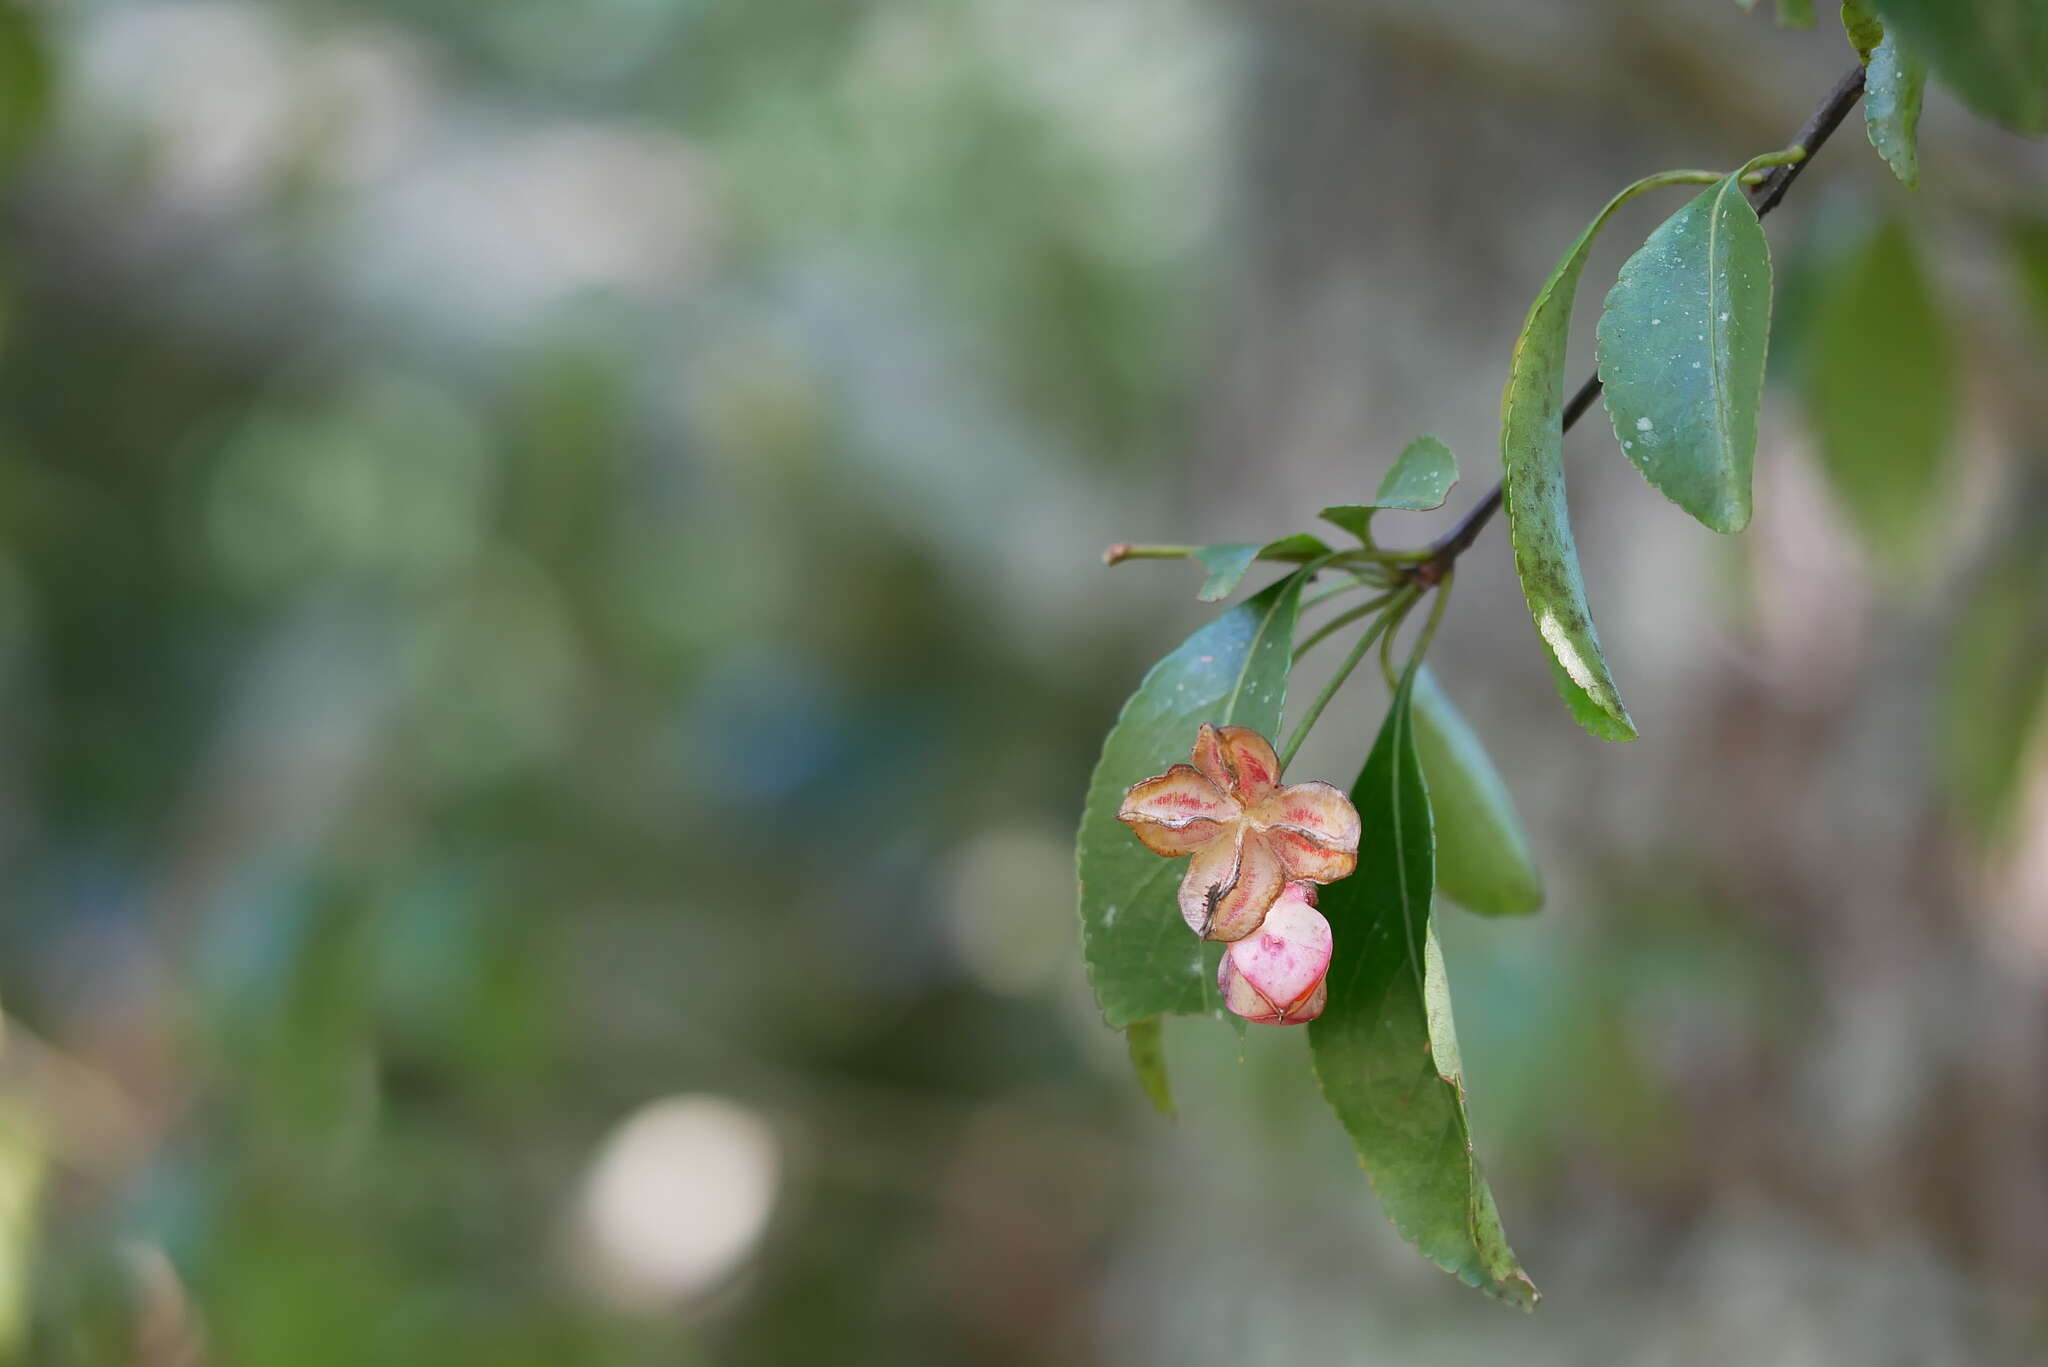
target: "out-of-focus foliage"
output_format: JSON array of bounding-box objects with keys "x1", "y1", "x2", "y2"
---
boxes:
[
  {"x1": 1871, "y1": 0, "x2": 2048, "y2": 134},
  {"x1": 1944, "y1": 524, "x2": 2048, "y2": 847},
  {"x1": 0, "y1": 0, "x2": 1223, "y2": 1360},
  {"x1": 1801, "y1": 218, "x2": 1955, "y2": 572}
]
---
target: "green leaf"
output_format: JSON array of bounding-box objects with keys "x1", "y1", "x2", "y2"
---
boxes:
[
  {"x1": 1322, "y1": 437, "x2": 1460, "y2": 543},
  {"x1": 1124, "y1": 1018, "x2": 1176, "y2": 1118},
  {"x1": 1778, "y1": 0, "x2": 1818, "y2": 26},
  {"x1": 1865, "y1": 30, "x2": 1927, "y2": 187},
  {"x1": 1078, "y1": 574, "x2": 1311, "y2": 1030},
  {"x1": 1504, "y1": 173, "x2": 1717, "y2": 741},
  {"x1": 1308, "y1": 669, "x2": 1537, "y2": 1308},
  {"x1": 1802, "y1": 219, "x2": 1955, "y2": 570},
  {"x1": 1188, "y1": 535, "x2": 1331, "y2": 602},
  {"x1": 1943, "y1": 529, "x2": 2048, "y2": 847},
  {"x1": 1844, "y1": 0, "x2": 1931, "y2": 188},
  {"x1": 1842, "y1": 0, "x2": 1887, "y2": 60},
  {"x1": 1596, "y1": 171, "x2": 1773, "y2": 534},
  {"x1": 1318, "y1": 506, "x2": 1374, "y2": 543},
  {"x1": 1412, "y1": 667, "x2": 1543, "y2": 917},
  {"x1": 1192, "y1": 544, "x2": 1260, "y2": 602},
  {"x1": 1544, "y1": 655, "x2": 1627, "y2": 739},
  {"x1": 1258, "y1": 532, "x2": 1335, "y2": 561},
  {"x1": 1374, "y1": 435, "x2": 1460, "y2": 510},
  {"x1": 1871, "y1": 0, "x2": 2048, "y2": 134}
]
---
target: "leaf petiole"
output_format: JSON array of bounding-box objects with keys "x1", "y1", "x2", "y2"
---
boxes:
[
  {"x1": 1279, "y1": 586, "x2": 1419, "y2": 768},
  {"x1": 1375, "y1": 573, "x2": 1456, "y2": 689},
  {"x1": 1737, "y1": 145, "x2": 1807, "y2": 184},
  {"x1": 1102, "y1": 543, "x2": 1197, "y2": 564},
  {"x1": 1295, "y1": 592, "x2": 1401, "y2": 660},
  {"x1": 1406, "y1": 572, "x2": 1455, "y2": 672}
]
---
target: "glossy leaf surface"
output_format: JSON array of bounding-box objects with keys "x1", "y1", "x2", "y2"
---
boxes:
[
  {"x1": 1186, "y1": 535, "x2": 1332, "y2": 602},
  {"x1": 1321, "y1": 436, "x2": 1460, "y2": 543},
  {"x1": 1078, "y1": 575, "x2": 1309, "y2": 1030},
  {"x1": 1192, "y1": 544, "x2": 1260, "y2": 602},
  {"x1": 1308, "y1": 668, "x2": 1537, "y2": 1307},
  {"x1": 1597, "y1": 172, "x2": 1773, "y2": 533},
  {"x1": 1503, "y1": 173, "x2": 1717, "y2": 740},
  {"x1": 1865, "y1": 29, "x2": 1926, "y2": 187}
]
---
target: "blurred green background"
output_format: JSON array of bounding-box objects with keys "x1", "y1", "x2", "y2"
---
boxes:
[{"x1": 2, "y1": 0, "x2": 2047, "y2": 1362}]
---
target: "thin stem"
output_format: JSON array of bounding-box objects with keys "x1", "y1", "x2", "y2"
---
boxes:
[
  {"x1": 1103, "y1": 543, "x2": 1195, "y2": 564},
  {"x1": 1300, "y1": 572, "x2": 1385, "y2": 612},
  {"x1": 1401, "y1": 62, "x2": 1868, "y2": 588},
  {"x1": 1103, "y1": 542, "x2": 1426, "y2": 568},
  {"x1": 1293, "y1": 591, "x2": 1399, "y2": 659},
  {"x1": 1405, "y1": 571, "x2": 1454, "y2": 674},
  {"x1": 1751, "y1": 62, "x2": 1869, "y2": 215},
  {"x1": 1736, "y1": 145, "x2": 1807, "y2": 184},
  {"x1": 1334, "y1": 547, "x2": 1432, "y2": 565},
  {"x1": 1377, "y1": 572, "x2": 1455, "y2": 693},
  {"x1": 1279, "y1": 586, "x2": 1418, "y2": 768},
  {"x1": 1378, "y1": 589, "x2": 1421, "y2": 685}
]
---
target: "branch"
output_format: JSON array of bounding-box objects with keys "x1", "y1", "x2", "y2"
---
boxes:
[{"x1": 1403, "y1": 61, "x2": 1869, "y2": 588}]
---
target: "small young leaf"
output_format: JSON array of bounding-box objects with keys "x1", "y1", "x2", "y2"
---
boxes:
[
  {"x1": 1078, "y1": 574, "x2": 1312, "y2": 1030},
  {"x1": 1871, "y1": 0, "x2": 2048, "y2": 135},
  {"x1": 1308, "y1": 669, "x2": 1537, "y2": 1308},
  {"x1": 1777, "y1": 0, "x2": 1817, "y2": 26},
  {"x1": 1865, "y1": 30, "x2": 1927, "y2": 188},
  {"x1": 1597, "y1": 170, "x2": 1773, "y2": 533},
  {"x1": 1374, "y1": 435, "x2": 1460, "y2": 511},
  {"x1": 1186, "y1": 535, "x2": 1332, "y2": 602},
  {"x1": 1193, "y1": 544, "x2": 1260, "y2": 602},
  {"x1": 1318, "y1": 506, "x2": 1374, "y2": 543},
  {"x1": 1412, "y1": 667, "x2": 1543, "y2": 917},
  {"x1": 1258, "y1": 532, "x2": 1335, "y2": 561},
  {"x1": 1504, "y1": 173, "x2": 1715, "y2": 741},
  {"x1": 1124, "y1": 1018, "x2": 1176, "y2": 1118},
  {"x1": 1802, "y1": 220, "x2": 1955, "y2": 570},
  {"x1": 1841, "y1": 0, "x2": 1886, "y2": 60},
  {"x1": 1320, "y1": 436, "x2": 1460, "y2": 543}
]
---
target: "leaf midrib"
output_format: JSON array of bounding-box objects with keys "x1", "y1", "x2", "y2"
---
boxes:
[
  {"x1": 1218, "y1": 568, "x2": 1305, "y2": 720},
  {"x1": 1705, "y1": 175, "x2": 1738, "y2": 494}
]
